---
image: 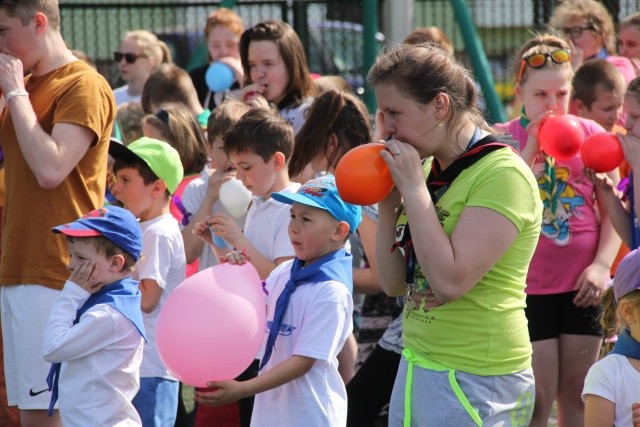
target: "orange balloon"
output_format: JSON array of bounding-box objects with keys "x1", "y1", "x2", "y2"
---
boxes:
[{"x1": 335, "y1": 143, "x2": 394, "y2": 205}]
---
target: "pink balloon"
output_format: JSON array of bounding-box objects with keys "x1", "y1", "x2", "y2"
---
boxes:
[{"x1": 156, "y1": 263, "x2": 265, "y2": 387}]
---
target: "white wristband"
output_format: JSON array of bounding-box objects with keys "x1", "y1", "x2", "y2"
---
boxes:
[{"x1": 5, "y1": 89, "x2": 28, "y2": 104}]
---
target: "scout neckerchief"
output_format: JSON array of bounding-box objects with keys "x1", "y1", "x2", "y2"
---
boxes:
[
  {"x1": 395, "y1": 130, "x2": 513, "y2": 285},
  {"x1": 609, "y1": 328, "x2": 640, "y2": 359},
  {"x1": 258, "y1": 249, "x2": 352, "y2": 371},
  {"x1": 520, "y1": 107, "x2": 559, "y2": 229},
  {"x1": 47, "y1": 277, "x2": 146, "y2": 416}
]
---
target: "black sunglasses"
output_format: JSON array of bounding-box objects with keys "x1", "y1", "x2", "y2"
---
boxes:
[
  {"x1": 558, "y1": 24, "x2": 596, "y2": 39},
  {"x1": 113, "y1": 51, "x2": 146, "y2": 64}
]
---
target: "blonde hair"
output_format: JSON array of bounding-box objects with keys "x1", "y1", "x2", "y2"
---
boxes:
[
  {"x1": 123, "y1": 30, "x2": 173, "y2": 66},
  {"x1": 599, "y1": 287, "x2": 640, "y2": 355},
  {"x1": 514, "y1": 34, "x2": 573, "y2": 84},
  {"x1": 548, "y1": 0, "x2": 616, "y2": 54}
]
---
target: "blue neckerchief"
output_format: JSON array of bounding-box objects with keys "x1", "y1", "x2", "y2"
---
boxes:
[
  {"x1": 258, "y1": 249, "x2": 352, "y2": 371},
  {"x1": 46, "y1": 277, "x2": 145, "y2": 416},
  {"x1": 519, "y1": 105, "x2": 530, "y2": 129},
  {"x1": 609, "y1": 328, "x2": 640, "y2": 359},
  {"x1": 589, "y1": 47, "x2": 608, "y2": 60}
]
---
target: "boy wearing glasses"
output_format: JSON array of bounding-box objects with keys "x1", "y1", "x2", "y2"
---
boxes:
[{"x1": 0, "y1": 1, "x2": 116, "y2": 426}]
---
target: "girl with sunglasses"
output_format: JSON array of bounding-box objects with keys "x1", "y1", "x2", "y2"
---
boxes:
[
  {"x1": 549, "y1": 0, "x2": 635, "y2": 84},
  {"x1": 495, "y1": 34, "x2": 621, "y2": 427},
  {"x1": 112, "y1": 30, "x2": 172, "y2": 106}
]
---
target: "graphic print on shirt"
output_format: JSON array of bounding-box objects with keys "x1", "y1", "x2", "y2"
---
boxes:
[
  {"x1": 536, "y1": 166, "x2": 584, "y2": 246},
  {"x1": 394, "y1": 210, "x2": 445, "y2": 317},
  {"x1": 266, "y1": 320, "x2": 296, "y2": 336}
]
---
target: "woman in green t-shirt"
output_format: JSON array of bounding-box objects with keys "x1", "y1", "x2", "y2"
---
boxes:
[{"x1": 369, "y1": 43, "x2": 543, "y2": 426}]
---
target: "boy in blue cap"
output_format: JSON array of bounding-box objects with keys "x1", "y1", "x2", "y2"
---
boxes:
[
  {"x1": 42, "y1": 205, "x2": 146, "y2": 426},
  {"x1": 195, "y1": 174, "x2": 361, "y2": 427}
]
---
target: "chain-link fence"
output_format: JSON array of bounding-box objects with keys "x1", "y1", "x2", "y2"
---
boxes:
[
  {"x1": 413, "y1": 0, "x2": 640, "y2": 104},
  {"x1": 59, "y1": 0, "x2": 640, "y2": 108},
  {"x1": 59, "y1": 1, "x2": 371, "y2": 89}
]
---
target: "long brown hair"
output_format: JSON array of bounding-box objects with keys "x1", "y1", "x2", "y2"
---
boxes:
[
  {"x1": 289, "y1": 89, "x2": 371, "y2": 178},
  {"x1": 367, "y1": 42, "x2": 487, "y2": 138},
  {"x1": 239, "y1": 20, "x2": 316, "y2": 109}
]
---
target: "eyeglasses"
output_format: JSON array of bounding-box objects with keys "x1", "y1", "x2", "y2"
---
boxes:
[
  {"x1": 516, "y1": 48, "x2": 572, "y2": 82},
  {"x1": 113, "y1": 52, "x2": 146, "y2": 64},
  {"x1": 558, "y1": 25, "x2": 595, "y2": 39}
]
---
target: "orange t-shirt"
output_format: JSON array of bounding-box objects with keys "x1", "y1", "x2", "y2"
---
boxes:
[{"x1": 0, "y1": 61, "x2": 116, "y2": 290}]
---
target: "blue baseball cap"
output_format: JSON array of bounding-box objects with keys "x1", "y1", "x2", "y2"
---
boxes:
[
  {"x1": 52, "y1": 206, "x2": 143, "y2": 260},
  {"x1": 272, "y1": 175, "x2": 362, "y2": 233}
]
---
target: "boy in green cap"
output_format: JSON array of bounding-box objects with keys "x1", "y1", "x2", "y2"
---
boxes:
[{"x1": 109, "y1": 137, "x2": 187, "y2": 426}]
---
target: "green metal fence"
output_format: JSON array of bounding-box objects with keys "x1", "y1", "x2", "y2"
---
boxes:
[{"x1": 59, "y1": 1, "x2": 640, "y2": 119}]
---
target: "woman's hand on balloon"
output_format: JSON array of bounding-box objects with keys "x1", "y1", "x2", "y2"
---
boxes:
[
  {"x1": 584, "y1": 168, "x2": 615, "y2": 192},
  {"x1": 220, "y1": 249, "x2": 251, "y2": 265},
  {"x1": 194, "y1": 380, "x2": 247, "y2": 406},
  {"x1": 209, "y1": 214, "x2": 243, "y2": 247},
  {"x1": 192, "y1": 216, "x2": 214, "y2": 246},
  {"x1": 381, "y1": 138, "x2": 424, "y2": 195},
  {"x1": 217, "y1": 56, "x2": 244, "y2": 85},
  {"x1": 619, "y1": 133, "x2": 640, "y2": 169}
]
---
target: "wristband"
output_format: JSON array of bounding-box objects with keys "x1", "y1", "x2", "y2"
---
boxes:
[{"x1": 5, "y1": 89, "x2": 28, "y2": 104}]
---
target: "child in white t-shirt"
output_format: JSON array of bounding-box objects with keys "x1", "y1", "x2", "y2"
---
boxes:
[
  {"x1": 195, "y1": 175, "x2": 361, "y2": 426},
  {"x1": 109, "y1": 137, "x2": 187, "y2": 426},
  {"x1": 583, "y1": 248, "x2": 640, "y2": 426},
  {"x1": 43, "y1": 205, "x2": 146, "y2": 426}
]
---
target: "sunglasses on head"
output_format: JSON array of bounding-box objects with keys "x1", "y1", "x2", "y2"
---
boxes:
[
  {"x1": 558, "y1": 24, "x2": 596, "y2": 39},
  {"x1": 113, "y1": 52, "x2": 145, "y2": 64},
  {"x1": 517, "y1": 48, "x2": 571, "y2": 82}
]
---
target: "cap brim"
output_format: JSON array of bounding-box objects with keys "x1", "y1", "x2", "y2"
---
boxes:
[
  {"x1": 271, "y1": 192, "x2": 329, "y2": 212},
  {"x1": 109, "y1": 139, "x2": 144, "y2": 165},
  {"x1": 52, "y1": 222, "x2": 102, "y2": 237}
]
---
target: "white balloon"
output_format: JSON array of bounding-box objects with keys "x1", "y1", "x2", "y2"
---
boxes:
[{"x1": 219, "y1": 178, "x2": 252, "y2": 218}]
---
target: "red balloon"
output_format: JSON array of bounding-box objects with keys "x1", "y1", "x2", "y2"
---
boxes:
[
  {"x1": 335, "y1": 143, "x2": 394, "y2": 205},
  {"x1": 538, "y1": 115, "x2": 585, "y2": 160},
  {"x1": 581, "y1": 132, "x2": 624, "y2": 173}
]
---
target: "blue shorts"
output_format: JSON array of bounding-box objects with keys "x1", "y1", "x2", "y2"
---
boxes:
[{"x1": 132, "y1": 377, "x2": 179, "y2": 427}]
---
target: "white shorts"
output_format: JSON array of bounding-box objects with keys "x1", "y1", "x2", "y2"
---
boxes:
[{"x1": 1, "y1": 284, "x2": 59, "y2": 409}]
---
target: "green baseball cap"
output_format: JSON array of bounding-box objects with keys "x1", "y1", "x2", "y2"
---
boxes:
[{"x1": 109, "y1": 137, "x2": 184, "y2": 194}]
